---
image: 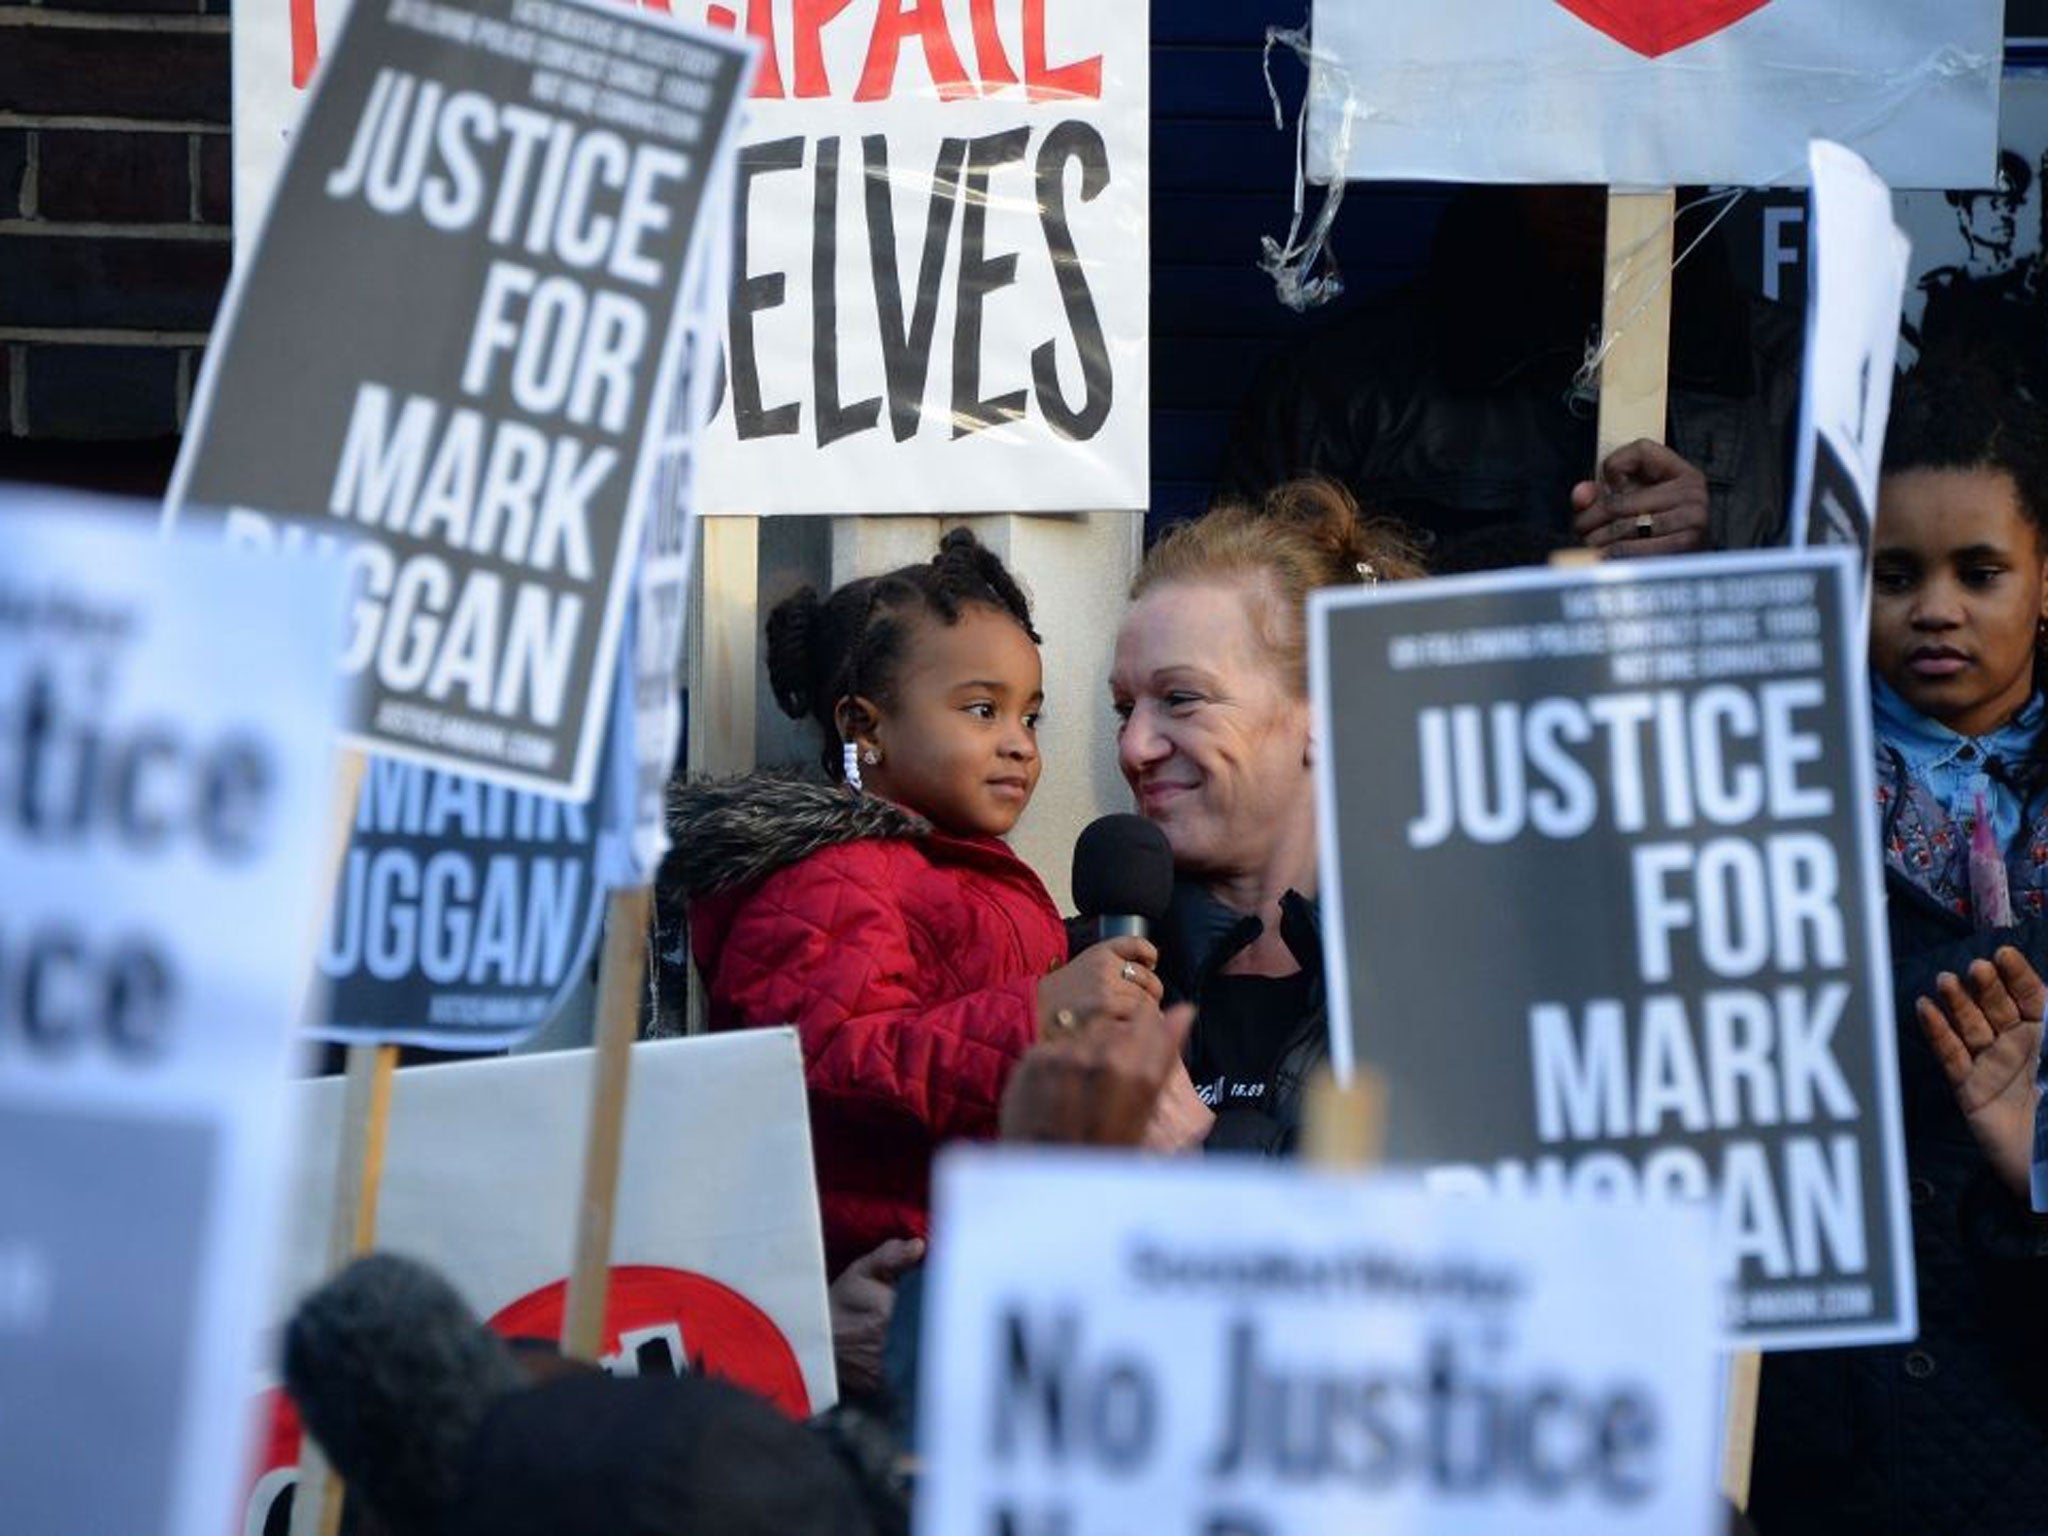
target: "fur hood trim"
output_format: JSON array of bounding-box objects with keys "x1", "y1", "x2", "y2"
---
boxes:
[{"x1": 663, "y1": 773, "x2": 931, "y2": 901}]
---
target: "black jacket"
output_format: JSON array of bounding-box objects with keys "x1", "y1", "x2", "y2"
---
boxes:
[
  {"x1": 1153, "y1": 881, "x2": 1327, "y2": 1157},
  {"x1": 1216, "y1": 191, "x2": 1803, "y2": 554},
  {"x1": 1749, "y1": 871, "x2": 2048, "y2": 1536}
]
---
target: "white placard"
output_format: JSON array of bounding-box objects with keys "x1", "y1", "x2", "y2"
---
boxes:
[
  {"x1": 1789, "y1": 141, "x2": 1912, "y2": 554},
  {"x1": 0, "y1": 497, "x2": 345, "y2": 1536},
  {"x1": 239, "y1": 1030, "x2": 835, "y2": 1534},
  {"x1": 917, "y1": 1151, "x2": 1722, "y2": 1536},
  {"x1": 233, "y1": 0, "x2": 1151, "y2": 516},
  {"x1": 1307, "y1": 0, "x2": 2002, "y2": 189}
]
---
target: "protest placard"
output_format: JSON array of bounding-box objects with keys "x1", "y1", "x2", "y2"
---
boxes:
[
  {"x1": 1789, "y1": 142, "x2": 1911, "y2": 555},
  {"x1": 0, "y1": 502, "x2": 344, "y2": 1536},
  {"x1": 1309, "y1": 550, "x2": 1914, "y2": 1350},
  {"x1": 314, "y1": 750, "x2": 610, "y2": 1048},
  {"x1": 241, "y1": 1029, "x2": 834, "y2": 1533},
  {"x1": 234, "y1": 0, "x2": 1150, "y2": 516},
  {"x1": 1306, "y1": 0, "x2": 2001, "y2": 188},
  {"x1": 917, "y1": 1151, "x2": 1722, "y2": 1536},
  {"x1": 173, "y1": 0, "x2": 754, "y2": 798}
]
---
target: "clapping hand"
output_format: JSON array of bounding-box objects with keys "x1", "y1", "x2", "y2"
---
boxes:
[{"x1": 1916, "y1": 946, "x2": 2045, "y2": 1203}]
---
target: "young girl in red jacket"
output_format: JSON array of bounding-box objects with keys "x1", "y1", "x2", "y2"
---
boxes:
[{"x1": 667, "y1": 530, "x2": 1160, "y2": 1277}]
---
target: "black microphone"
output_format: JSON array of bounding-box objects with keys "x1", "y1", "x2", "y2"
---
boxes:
[{"x1": 1072, "y1": 813, "x2": 1175, "y2": 941}]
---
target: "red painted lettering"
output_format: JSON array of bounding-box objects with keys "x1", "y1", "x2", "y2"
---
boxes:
[
  {"x1": 856, "y1": 0, "x2": 974, "y2": 102},
  {"x1": 1024, "y1": 0, "x2": 1100, "y2": 101}
]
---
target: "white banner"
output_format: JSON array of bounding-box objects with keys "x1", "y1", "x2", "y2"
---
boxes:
[
  {"x1": 918, "y1": 1152, "x2": 1722, "y2": 1536},
  {"x1": 241, "y1": 1030, "x2": 834, "y2": 1533},
  {"x1": 1307, "y1": 0, "x2": 2002, "y2": 188},
  {"x1": 1789, "y1": 141, "x2": 1911, "y2": 555},
  {"x1": 0, "y1": 499, "x2": 345, "y2": 1536},
  {"x1": 234, "y1": 1, "x2": 1150, "y2": 515}
]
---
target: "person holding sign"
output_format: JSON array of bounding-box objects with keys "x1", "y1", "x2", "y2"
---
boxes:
[
  {"x1": 1110, "y1": 479, "x2": 1425, "y2": 1152},
  {"x1": 1753, "y1": 369, "x2": 2048, "y2": 1534},
  {"x1": 666, "y1": 532, "x2": 1175, "y2": 1281},
  {"x1": 1217, "y1": 188, "x2": 1802, "y2": 561}
]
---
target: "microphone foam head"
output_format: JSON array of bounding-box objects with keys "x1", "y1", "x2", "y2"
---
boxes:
[
  {"x1": 1071, "y1": 813, "x2": 1175, "y2": 922},
  {"x1": 284, "y1": 1253, "x2": 525, "y2": 1536}
]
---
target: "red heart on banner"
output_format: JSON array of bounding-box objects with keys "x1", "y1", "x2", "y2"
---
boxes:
[{"x1": 1553, "y1": 0, "x2": 1771, "y2": 58}]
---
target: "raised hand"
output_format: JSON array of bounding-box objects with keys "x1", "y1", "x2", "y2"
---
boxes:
[{"x1": 1917, "y1": 945, "x2": 2045, "y2": 1202}]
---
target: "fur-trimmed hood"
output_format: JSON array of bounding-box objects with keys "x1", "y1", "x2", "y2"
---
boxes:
[{"x1": 662, "y1": 773, "x2": 932, "y2": 902}]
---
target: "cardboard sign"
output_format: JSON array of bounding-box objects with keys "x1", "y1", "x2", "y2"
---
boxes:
[
  {"x1": 314, "y1": 752, "x2": 608, "y2": 1047},
  {"x1": 174, "y1": 0, "x2": 754, "y2": 798},
  {"x1": 620, "y1": 182, "x2": 729, "y2": 881},
  {"x1": 234, "y1": 0, "x2": 1151, "y2": 516},
  {"x1": 0, "y1": 501, "x2": 344, "y2": 1536},
  {"x1": 242, "y1": 1030, "x2": 834, "y2": 1534},
  {"x1": 1307, "y1": 0, "x2": 2001, "y2": 188},
  {"x1": 1309, "y1": 551, "x2": 1915, "y2": 1350},
  {"x1": 917, "y1": 1152, "x2": 1722, "y2": 1536},
  {"x1": 1789, "y1": 141, "x2": 1911, "y2": 555}
]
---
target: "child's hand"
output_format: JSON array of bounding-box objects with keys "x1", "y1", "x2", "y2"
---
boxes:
[
  {"x1": 1916, "y1": 945, "x2": 2045, "y2": 1203},
  {"x1": 1037, "y1": 937, "x2": 1163, "y2": 1037}
]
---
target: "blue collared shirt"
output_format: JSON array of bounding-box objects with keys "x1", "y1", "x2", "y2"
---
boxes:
[{"x1": 1871, "y1": 674, "x2": 2044, "y2": 849}]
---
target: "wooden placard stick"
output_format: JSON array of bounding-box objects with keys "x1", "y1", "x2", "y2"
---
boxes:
[
  {"x1": 559, "y1": 514, "x2": 758, "y2": 1355},
  {"x1": 561, "y1": 883, "x2": 654, "y2": 1360},
  {"x1": 1592, "y1": 197, "x2": 1766, "y2": 1502},
  {"x1": 1596, "y1": 188, "x2": 1678, "y2": 463},
  {"x1": 1721, "y1": 1347, "x2": 1763, "y2": 1510},
  {"x1": 291, "y1": 748, "x2": 402, "y2": 1536},
  {"x1": 1302, "y1": 1066, "x2": 1388, "y2": 1171}
]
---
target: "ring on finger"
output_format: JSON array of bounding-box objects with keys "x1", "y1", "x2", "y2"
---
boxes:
[
  {"x1": 1053, "y1": 1007, "x2": 1079, "y2": 1034},
  {"x1": 1634, "y1": 513, "x2": 1655, "y2": 539},
  {"x1": 1118, "y1": 960, "x2": 1137, "y2": 984}
]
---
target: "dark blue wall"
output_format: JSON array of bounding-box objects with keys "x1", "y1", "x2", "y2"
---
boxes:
[{"x1": 1150, "y1": 3, "x2": 1451, "y2": 530}]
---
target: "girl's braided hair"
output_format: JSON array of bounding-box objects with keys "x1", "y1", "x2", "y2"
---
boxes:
[{"x1": 766, "y1": 529, "x2": 1041, "y2": 773}]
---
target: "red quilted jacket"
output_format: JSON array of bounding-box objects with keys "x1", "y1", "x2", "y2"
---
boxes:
[{"x1": 668, "y1": 776, "x2": 1066, "y2": 1276}]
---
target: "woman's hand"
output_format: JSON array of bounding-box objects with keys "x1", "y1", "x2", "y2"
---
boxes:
[
  {"x1": 1036, "y1": 936, "x2": 1163, "y2": 1037},
  {"x1": 1142, "y1": 1054, "x2": 1215, "y2": 1153},
  {"x1": 827, "y1": 1237, "x2": 924, "y2": 1398},
  {"x1": 1003, "y1": 1000, "x2": 1197, "y2": 1146},
  {"x1": 1916, "y1": 945, "x2": 2045, "y2": 1203}
]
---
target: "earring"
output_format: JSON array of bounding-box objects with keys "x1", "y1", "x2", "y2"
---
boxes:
[
  {"x1": 842, "y1": 741, "x2": 863, "y2": 792},
  {"x1": 862, "y1": 747, "x2": 880, "y2": 766}
]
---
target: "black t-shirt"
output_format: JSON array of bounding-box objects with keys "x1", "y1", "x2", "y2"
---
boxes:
[{"x1": 1188, "y1": 969, "x2": 1315, "y2": 1143}]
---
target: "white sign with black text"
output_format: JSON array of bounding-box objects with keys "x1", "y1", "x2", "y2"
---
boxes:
[
  {"x1": 0, "y1": 501, "x2": 345, "y2": 1536},
  {"x1": 917, "y1": 1152, "x2": 1722, "y2": 1536},
  {"x1": 1789, "y1": 140, "x2": 1911, "y2": 555}
]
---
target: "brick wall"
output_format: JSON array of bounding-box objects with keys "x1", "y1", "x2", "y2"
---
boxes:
[{"x1": 0, "y1": 0, "x2": 232, "y2": 491}]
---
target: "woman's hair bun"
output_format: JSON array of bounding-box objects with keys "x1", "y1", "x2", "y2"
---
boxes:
[{"x1": 1262, "y1": 477, "x2": 1426, "y2": 586}]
